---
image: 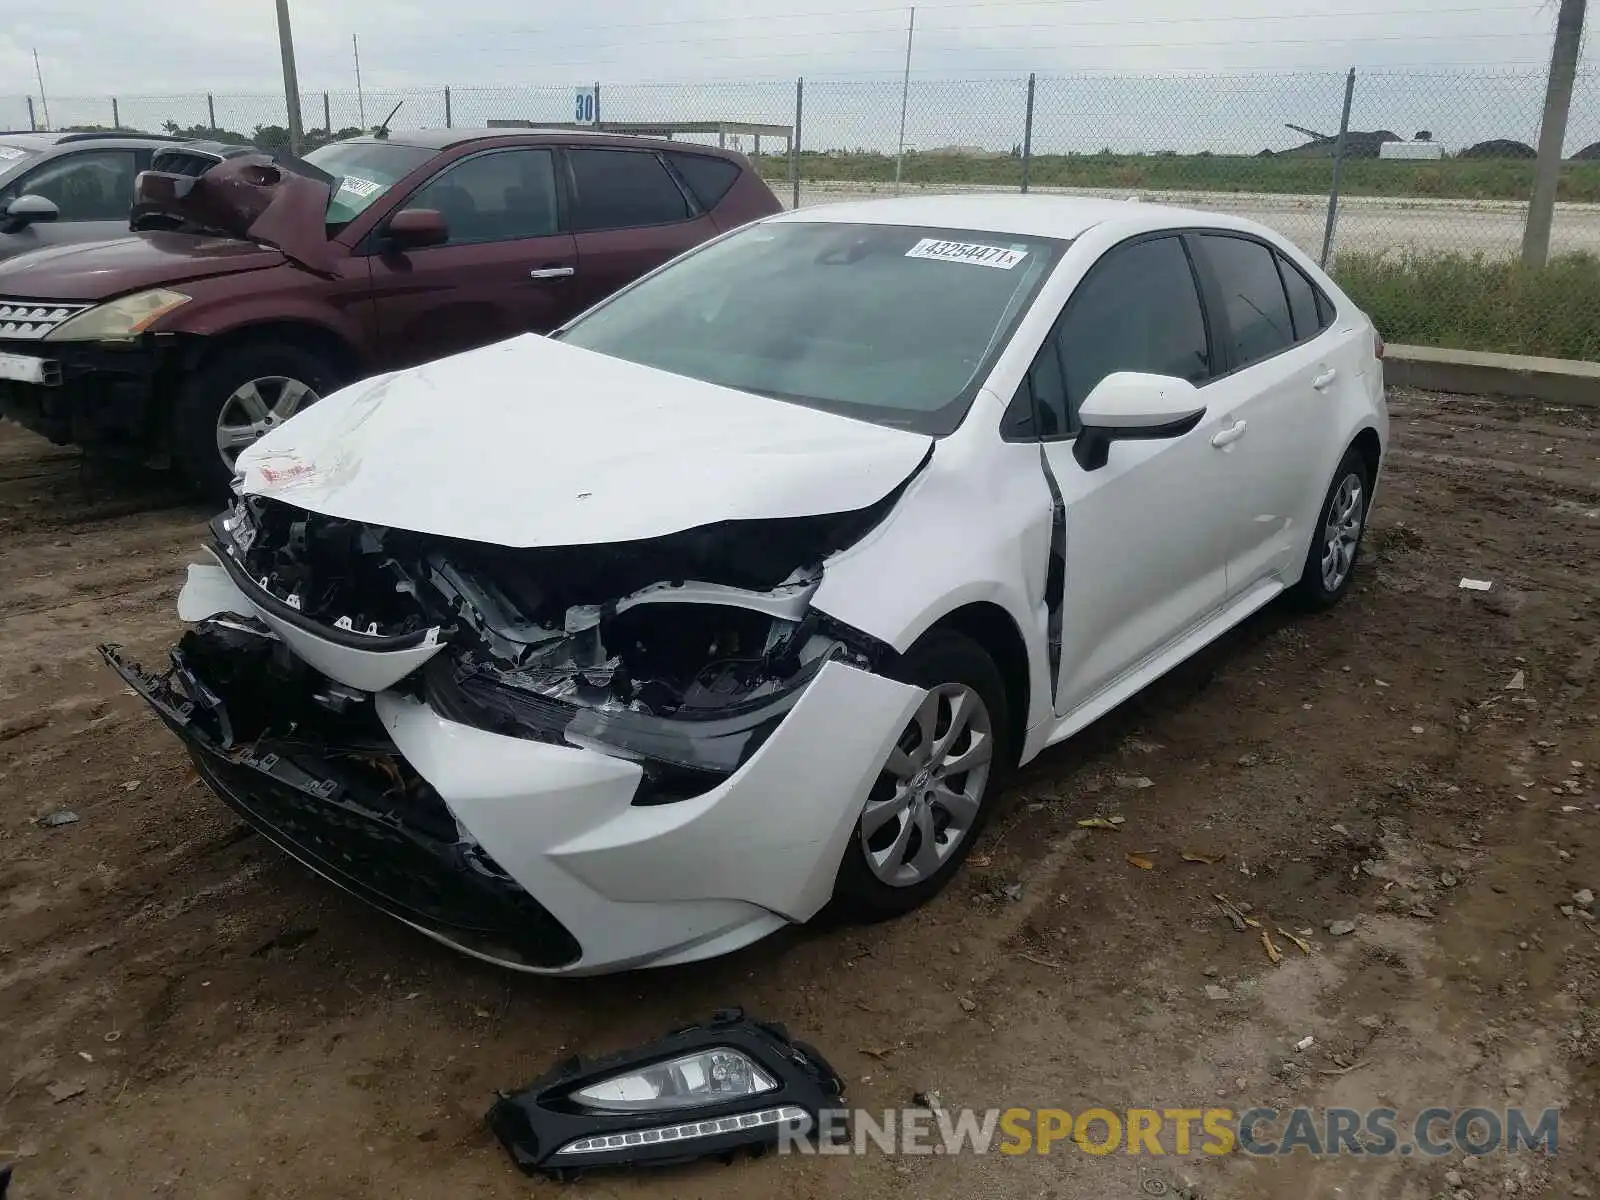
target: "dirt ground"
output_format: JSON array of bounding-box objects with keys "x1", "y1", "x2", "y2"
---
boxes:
[{"x1": 1, "y1": 387, "x2": 1597, "y2": 1200}]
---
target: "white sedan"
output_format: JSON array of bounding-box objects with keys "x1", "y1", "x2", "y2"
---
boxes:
[{"x1": 105, "y1": 193, "x2": 1387, "y2": 975}]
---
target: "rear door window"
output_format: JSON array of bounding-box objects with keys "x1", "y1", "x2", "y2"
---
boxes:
[
  {"x1": 1197, "y1": 233, "x2": 1296, "y2": 369},
  {"x1": 567, "y1": 149, "x2": 692, "y2": 232}
]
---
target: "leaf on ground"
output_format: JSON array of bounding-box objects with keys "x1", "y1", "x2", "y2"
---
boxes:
[
  {"x1": 1182, "y1": 851, "x2": 1223, "y2": 864},
  {"x1": 1126, "y1": 853, "x2": 1155, "y2": 870},
  {"x1": 1078, "y1": 817, "x2": 1122, "y2": 831}
]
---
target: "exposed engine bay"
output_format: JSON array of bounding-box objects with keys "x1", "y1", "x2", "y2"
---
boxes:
[{"x1": 201, "y1": 492, "x2": 898, "y2": 802}]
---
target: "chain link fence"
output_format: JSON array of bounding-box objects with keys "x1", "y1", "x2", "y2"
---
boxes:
[{"x1": 4, "y1": 70, "x2": 1598, "y2": 359}]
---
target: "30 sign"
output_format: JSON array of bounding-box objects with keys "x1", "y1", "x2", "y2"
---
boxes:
[{"x1": 574, "y1": 87, "x2": 598, "y2": 125}]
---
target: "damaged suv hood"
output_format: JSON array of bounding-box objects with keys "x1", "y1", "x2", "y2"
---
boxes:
[
  {"x1": 132, "y1": 147, "x2": 336, "y2": 273},
  {"x1": 236, "y1": 334, "x2": 934, "y2": 548}
]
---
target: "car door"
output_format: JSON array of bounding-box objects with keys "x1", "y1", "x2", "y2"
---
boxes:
[
  {"x1": 1188, "y1": 232, "x2": 1342, "y2": 596},
  {"x1": 0, "y1": 148, "x2": 139, "y2": 256},
  {"x1": 1004, "y1": 234, "x2": 1240, "y2": 716},
  {"x1": 561, "y1": 146, "x2": 719, "y2": 317},
  {"x1": 365, "y1": 146, "x2": 579, "y2": 369}
]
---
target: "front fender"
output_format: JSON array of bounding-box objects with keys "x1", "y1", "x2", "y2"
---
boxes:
[{"x1": 811, "y1": 432, "x2": 1055, "y2": 737}]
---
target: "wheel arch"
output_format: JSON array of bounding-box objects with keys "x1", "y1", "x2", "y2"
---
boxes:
[
  {"x1": 909, "y1": 601, "x2": 1032, "y2": 770},
  {"x1": 182, "y1": 319, "x2": 363, "y2": 382}
]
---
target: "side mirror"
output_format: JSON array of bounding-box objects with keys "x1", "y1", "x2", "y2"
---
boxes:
[
  {"x1": 1073, "y1": 371, "x2": 1206, "y2": 472},
  {"x1": 384, "y1": 207, "x2": 448, "y2": 250},
  {"x1": 3, "y1": 194, "x2": 60, "y2": 232}
]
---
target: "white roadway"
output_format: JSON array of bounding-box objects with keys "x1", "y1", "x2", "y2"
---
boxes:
[{"x1": 783, "y1": 180, "x2": 1600, "y2": 261}]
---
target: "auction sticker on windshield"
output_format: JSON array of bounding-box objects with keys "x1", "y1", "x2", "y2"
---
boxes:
[
  {"x1": 905, "y1": 238, "x2": 1028, "y2": 269},
  {"x1": 0, "y1": 146, "x2": 26, "y2": 161},
  {"x1": 336, "y1": 175, "x2": 384, "y2": 199}
]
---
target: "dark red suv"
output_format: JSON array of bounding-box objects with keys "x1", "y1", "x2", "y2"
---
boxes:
[{"x1": 0, "y1": 129, "x2": 781, "y2": 491}]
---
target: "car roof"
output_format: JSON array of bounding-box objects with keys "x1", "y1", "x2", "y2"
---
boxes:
[
  {"x1": 348, "y1": 128, "x2": 743, "y2": 158},
  {"x1": 0, "y1": 132, "x2": 192, "y2": 152},
  {"x1": 768, "y1": 191, "x2": 1273, "y2": 243}
]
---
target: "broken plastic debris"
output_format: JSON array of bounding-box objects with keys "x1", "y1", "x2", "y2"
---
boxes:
[
  {"x1": 1458, "y1": 578, "x2": 1493, "y2": 591},
  {"x1": 1126, "y1": 853, "x2": 1155, "y2": 870},
  {"x1": 38, "y1": 810, "x2": 79, "y2": 828},
  {"x1": 1505, "y1": 670, "x2": 1526, "y2": 690},
  {"x1": 1295, "y1": 1035, "x2": 1315, "y2": 1052}
]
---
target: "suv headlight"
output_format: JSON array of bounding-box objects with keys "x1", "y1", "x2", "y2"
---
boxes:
[{"x1": 45, "y1": 288, "x2": 191, "y2": 342}]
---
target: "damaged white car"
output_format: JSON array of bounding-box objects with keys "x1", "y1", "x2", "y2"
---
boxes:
[{"x1": 105, "y1": 194, "x2": 1388, "y2": 975}]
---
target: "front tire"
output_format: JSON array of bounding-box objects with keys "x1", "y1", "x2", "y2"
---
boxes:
[
  {"x1": 1289, "y1": 446, "x2": 1371, "y2": 610},
  {"x1": 172, "y1": 341, "x2": 338, "y2": 497},
  {"x1": 831, "y1": 629, "x2": 1012, "y2": 922}
]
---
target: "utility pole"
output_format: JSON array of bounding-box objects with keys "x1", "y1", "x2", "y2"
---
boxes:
[
  {"x1": 893, "y1": 6, "x2": 916, "y2": 193},
  {"x1": 275, "y1": 0, "x2": 305, "y2": 154},
  {"x1": 353, "y1": 33, "x2": 366, "y2": 129},
  {"x1": 32, "y1": 49, "x2": 50, "y2": 131},
  {"x1": 1522, "y1": 0, "x2": 1586, "y2": 267}
]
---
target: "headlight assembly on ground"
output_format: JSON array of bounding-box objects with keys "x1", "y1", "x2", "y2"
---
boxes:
[{"x1": 486, "y1": 1009, "x2": 844, "y2": 1178}]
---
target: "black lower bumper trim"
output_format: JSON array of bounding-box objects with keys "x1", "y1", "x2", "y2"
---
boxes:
[
  {"x1": 102, "y1": 643, "x2": 581, "y2": 970},
  {"x1": 0, "y1": 337, "x2": 176, "y2": 458}
]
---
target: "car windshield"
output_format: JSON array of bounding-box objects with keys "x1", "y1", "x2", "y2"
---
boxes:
[
  {"x1": 302, "y1": 141, "x2": 434, "y2": 227},
  {"x1": 557, "y1": 220, "x2": 1063, "y2": 435}
]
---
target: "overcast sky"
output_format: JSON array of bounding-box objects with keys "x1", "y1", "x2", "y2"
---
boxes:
[{"x1": 1, "y1": 0, "x2": 1583, "y2": 98}]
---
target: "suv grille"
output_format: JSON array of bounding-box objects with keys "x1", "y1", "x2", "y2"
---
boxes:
[{"x1": 0, "y1": 299, "x2": 93, "y2": 340}]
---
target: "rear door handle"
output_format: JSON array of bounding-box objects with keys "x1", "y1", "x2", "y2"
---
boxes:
[
  {"x1": 530, "y1": 266, "x2": 575, "y2": 280},
  {"x1": 1211, "y1": 419, "x2": 1248, "y2": 448},
  {"x1": 1312, "y1": 367, "x2": 1338, "y2": 390}
]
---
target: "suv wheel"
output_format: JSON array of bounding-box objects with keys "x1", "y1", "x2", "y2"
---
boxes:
[{"x1": 173, "y1": 341, "x2": 338, "y2": 496}]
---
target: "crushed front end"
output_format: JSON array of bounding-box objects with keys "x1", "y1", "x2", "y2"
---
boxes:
[{"x1": 107, "y1": 493, "x2": 924, "y2": 974}]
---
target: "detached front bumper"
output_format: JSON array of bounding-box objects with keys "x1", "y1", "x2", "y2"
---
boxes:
[
  {"x1": 106, "y1": 565, "x2": 922, "y2": 975},
  {"x1": 0, "y1": 335, "x2": 181, "y2": 458}
]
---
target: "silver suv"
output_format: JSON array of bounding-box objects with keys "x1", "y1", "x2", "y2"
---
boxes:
[{"x1": 0, "y1": 132, "x2": 203, "y2": 262}]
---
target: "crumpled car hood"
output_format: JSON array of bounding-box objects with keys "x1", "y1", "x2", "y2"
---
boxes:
[
  {"x1": 132, "y1": 148, "x2": 336, "y2": 273},
  {"x1": 236, "y1": 334, "x2": 935, "y2": 548}
]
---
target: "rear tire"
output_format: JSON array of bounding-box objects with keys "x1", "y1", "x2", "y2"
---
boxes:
[
  {"x1": 831, "y1": 629, "x2": 1012, "y2": 922},
  {"x1": 1288, "y1": 446, "x2": 1371, "y2": 611},
  {"x1": 172, "y1": 340, "x2": 339, "y2": 498}
]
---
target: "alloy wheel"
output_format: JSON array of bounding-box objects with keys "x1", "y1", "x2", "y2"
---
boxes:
[
  {"x1": 1320, "y1": 472, "x2": 1364, "y2": 592},
  {"x1": 860, "y1": 683, "x2": 994, "y2": 887},
  {"x1": 215, "y1": 375, "x2": 319, "y2": 471}
]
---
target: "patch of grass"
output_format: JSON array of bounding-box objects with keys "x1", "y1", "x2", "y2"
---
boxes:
[
  {"x1": 757, "y1": 151, "x2": 1600, "y2": 202},
  {"x1": 1332, "y1": 250, "x2": 1600, "y2": 361}
]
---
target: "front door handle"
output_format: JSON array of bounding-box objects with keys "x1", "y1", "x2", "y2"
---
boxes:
[
  {"x1": 1312, "y1": 367, "x2": 1338, "y2": 390},
  {"x1": 530, "y1": 266, "x2": 576, "y2": 280},
  {"x1": 1211, "y1": 419, "x2": 1248, "y2": 448}
]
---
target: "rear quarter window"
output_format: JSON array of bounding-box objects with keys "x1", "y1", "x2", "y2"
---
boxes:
[{"x1": 665, "y1": 152, "x2": 741, "y2": 211}]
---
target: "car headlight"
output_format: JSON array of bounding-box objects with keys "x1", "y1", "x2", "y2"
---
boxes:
[
  {"x1": 487, "y1": 1009, "x2": 844, "y2": 1178},
  {"x1": 45, "y1": 288, "x2": 191, "y2": 342},
  {"x1": 569, "y1": 1049, "x2": 778, "y2": 1113}
]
